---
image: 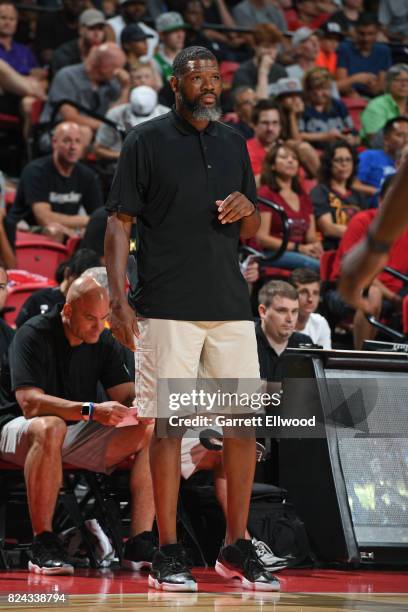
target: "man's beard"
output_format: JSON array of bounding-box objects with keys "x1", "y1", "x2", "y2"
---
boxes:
[{"x1": 178, "y1": 87, "x2": 222, "y2": 121}]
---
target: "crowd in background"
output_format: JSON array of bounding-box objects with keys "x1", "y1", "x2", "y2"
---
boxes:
[{"x1": 0, "y1": 0, "x2": 408, "y2": 350}]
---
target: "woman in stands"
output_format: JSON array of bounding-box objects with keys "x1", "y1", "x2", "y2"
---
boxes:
[
  {"x1": 256, "y1": 142, "x2": 322, "y2": 271},
  {"x1": 311, "y1": 141, "x2": 368, "y2": 250},
  {"x1": 298, "y1": 67, "x2": 359, "y2": 149}
]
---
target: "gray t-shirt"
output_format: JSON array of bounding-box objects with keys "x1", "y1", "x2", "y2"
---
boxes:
[
  {"x1": 379, "y1": 0, "x2": 408, "y2": 37},
  {"x1": 232, "y1": 60, "x2": 287, "y2": 93},
  {"x1": 232, "y1": 0, "x2": 287, "y2": 30},
  {"x1": 40, "y1": 63, "x2": 121, "y2": 124},
  {"x1": 95, "y1": 102, "x2": 170, "y2": 152}
]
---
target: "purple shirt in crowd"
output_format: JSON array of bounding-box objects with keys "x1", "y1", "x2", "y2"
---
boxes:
[{"x1": 0, "y1": 41, "x2": 38, "y2": 75}]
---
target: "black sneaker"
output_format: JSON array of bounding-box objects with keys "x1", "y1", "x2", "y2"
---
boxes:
[
  {"x1": 215, "y1": 539, "x2": 280, "y2": 591},
  {"x1": 122, "y1": 531, "x2": 158, "y2": 571},
  {"x1": 29, "y1": 532, "x2": 74, "y2": 575},
  {"x1": 148, "y1": 543, "x2": 197, "y2": 592}
]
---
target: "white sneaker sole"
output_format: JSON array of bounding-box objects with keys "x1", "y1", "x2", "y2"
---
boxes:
[
  {"x1": 148, "y1": 574, "x2": 198, "y2": 592},
  {"x1": 122, "y1": 559, "x2": 152, "y2": 571},
  {"x1": 28, "y1": 561, "x2": 74, "y2": 576},
  {"x1": 215, "y1": 561, "x2": 280, "y2": 591}
]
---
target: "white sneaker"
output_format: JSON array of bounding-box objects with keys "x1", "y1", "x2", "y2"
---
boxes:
[{"x1": 251, "y1": 538, "x2": 288, "y2": 572}]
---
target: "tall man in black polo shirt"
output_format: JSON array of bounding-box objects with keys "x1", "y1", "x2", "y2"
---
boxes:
[
  {"x1": 105, "y1": 46, "x2": 279, "y2": 592},
  {"x1": 0, "y1": 277, "x2": 155, "y2": 575}
]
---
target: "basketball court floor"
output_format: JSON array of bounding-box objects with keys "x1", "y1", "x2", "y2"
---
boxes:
[{"x1": 0, "y1": 567, "x2": 407, "y2": 611}]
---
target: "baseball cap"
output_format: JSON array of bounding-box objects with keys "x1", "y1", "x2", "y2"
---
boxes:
[
  {"x1": 121, "y1": 24, "x2": 154, "y2": 45},
  {"x1": 271, "y1": 77, "x2": 302, "y2": 98},
  {"x1": 155, "y1": 12, "x2": 189, "y2": 33},
  {"x1": 130, "y1": 85, "x2": 158, "y2": 116},
  {"x1": 292, "y1": 27, "x2": 315, "y2": 48},
  {"x1": 79, "y1": 9, "x2": 106, "y2": 28},
  {"x1": 318, "y1": 21, "x2": 344, "y2": 39}
]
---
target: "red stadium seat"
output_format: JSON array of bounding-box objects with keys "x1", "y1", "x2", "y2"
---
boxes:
[
  {"x1": 219, "y1": 61, "x2": 240, "y2": 86},
  {"x1": 261, "y1": 266, "x2": 291, "y2": 280},
  {"x1": 7, "y1": 268, "x2": 55, "y2": 286},
  {"x1": 15, "y1": 230, "x2": 57, "y2": 244},
  {"x1": 4, "y1": 280, "x2": 56, "y2": 326},
  {"x1": 320, "y1": 249, "x2": 337, "y2": 282},
  {"x1": 342, "y1": 97, "x2": 368, "y2": 133},
  {"x1": 15, "y1": 240, "x2": 69, "y2": 278}
]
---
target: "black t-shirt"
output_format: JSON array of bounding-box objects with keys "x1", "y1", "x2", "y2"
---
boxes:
[
  {"x1": 15, "y1": 287, "x2": 65, "y2": 328},
  {"x1": 327, "y1": 10, "x2": 358, "y2": 34},
  {"x1": 106, "y1": 109, "x2": 257, "y2": 321},
  {"x1": 0, "y1": 318, "x2": 14, "y2": 362},
  {"x1": 8, "y1": 155, "x2": 103, "y2": 227},
  {"x1": 51, "y1": 39, "x2": 81, "y2": 76},
  {"x1": 311, "y1": 183, "x2": 368, "y2": 250},
  {"x1": 255, "y1": 321, "x2": 313, "y2": 382},
  {"x1": 82, "y1": 207, "x2": 137, "y2": 258},
  {"x1": 0, "y1": 306, "x2": 132, "y2": 432},
  {"x1": 35, "y1": 11, "x2": 78, "y2": 58},
  {"x1": 232, "y1": 60, "x2": 287, "y2": 93}
]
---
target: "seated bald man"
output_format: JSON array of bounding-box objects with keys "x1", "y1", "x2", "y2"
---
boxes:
[
  {"x1": 0, "y1": 277, "x2": 155, "y2": 575},
  {"x1": 6, "y1": 122, "x2": 103, "y2": 244}
]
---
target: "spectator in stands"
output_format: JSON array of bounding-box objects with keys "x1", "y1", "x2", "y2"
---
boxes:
[
  {"x1": 0, "y1": 277, "x2": 155, "y2": 575},
  {"x1": 316, "y1": 21, "x2": 344, "y2": 75},
  {"x1": 182, "y1": 0, "x2": 225, "y2": 58},
  {"x1": 94, "y1": 85, "x2": 169, "y2": 163},
  {"x1": 51, "y1": 9, "x2": 108, "y2": 76},
  {"x1": 225, "y1": 86, "x2": 256, "y2": 140},
  {"x1": 107, "y1": 0, "x2": 159, "y2": 59},
  {"x1": 36, "y1": 0, "x2": 88, "y2": 65},
  {"x1": 0, "y1": 59, "x2": 45, "y2": 100},
  {"x1": 328, "y1": 0, "x2": 363, "y2": 36},
  {"x1": 256, "y1": 142, "x2": 322, "y2": 271},
  {"x1": 336, "y1": 13, "x2": 392, "y2": 98},
  {"x1": 131, "y1": 60, "x2": 161, "y2": 90},
  {"x1": 121, "y1": 23, "x2": 155, "y2": 67},
  {"x1": 355, "y1": 117, "x2": 408, "y2": 206},
  {"x1": 298, "y1": 67, "x2": 357, "y2": 149},
  {"x1": 256, "y1": 280, "x2": 313, "y2": 382},
  {"x1": 289, "y1": 267, "x2": 332, "y2": 349},
  {"x1": 0, "y1": 2, "x2": 39, "y2": 76},
  {"x1": 360, "y1": 64, "x2": 408, "y2": 146},
  {"x1": 379, "y1": 0, "x2": 408, "y2": 43},
  {"x1": 286, "y1": 28, "x2": 320, "y2": 82},
  {"x1": 231, "y1": 24, "x2": 287, "y2": 100},
  {"x1": 0, "y1": 265, "x2": 14, "y2": 359},
  {"x1": 40, "y1": 43, "x2": 129, "y2": 147},
  {"x1": 326, "y1": 176, "x2": 408, "y2": 349},
  {"x1": 311, "y1": 141, "x2": 367, "y2": 250},
  {"x1": 246, "y1": 99, "x2": 282, "y2": 183},
  {"x1": 15, "y1": 248, "x2": 101, "y2": 327},
  {"x1": 153, "y1": 12, "x2": 188, "y2": 83},
  {"x1": 232, "y1": 0, "x2": 287, "y2": 30},
  {"x1": 7, "y1": 122, "x2": 103, "y2": 243},
  {"x1": 286, "y1": 0, "x2": 330, "y2": 32}
]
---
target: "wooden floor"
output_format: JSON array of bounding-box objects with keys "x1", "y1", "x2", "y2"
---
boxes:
[
  {"x1": 0, "y1": 568, "x2": 407, "y2": 611},
  {"x1": 1, "y1": 592, "x2": 408, "y2": 611}
]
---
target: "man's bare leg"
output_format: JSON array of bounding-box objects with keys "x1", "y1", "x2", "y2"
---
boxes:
[
  {"x1": 149, "y1": 434, "x2": 181, "y2": 545},
  {"x1": 222, "y1": 436, "x2": 256, "y2": 545},
  {"x1": 105, "y1": 424, "x2": 155, "y2": 535},
  {"x1": 24, "y1": 416, "x2": 67, "y2": 535}
]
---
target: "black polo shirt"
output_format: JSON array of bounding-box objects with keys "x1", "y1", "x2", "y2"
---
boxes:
[
  {"x1": 0, "y1": 306, "x2": 131, "y2": 432},
  {"x1": 106, "y1": 109, "x2": 257, "y2": 321},
  {"x1": 255, "y1": 321, "x2": 313, "y2": 383}
]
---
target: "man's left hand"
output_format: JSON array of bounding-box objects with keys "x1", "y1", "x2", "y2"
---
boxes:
[{"x1": 215, "y1": 192, "x2": 255, "y2": 224}]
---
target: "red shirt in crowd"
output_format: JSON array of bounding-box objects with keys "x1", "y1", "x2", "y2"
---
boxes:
[
  {"x1": 257, "y1": 185, "x2": 313, "y2": 244},
  {"x1": 247, "y1": 138, "x2": 266, "y2": 177},
  {"x1": 330, "y1": 209, "x2": 408, "y2": 293}
]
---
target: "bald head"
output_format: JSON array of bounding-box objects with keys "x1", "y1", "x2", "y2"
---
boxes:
[
  {"x1": 66, "y1": 276, "x2": 108, "y2": 307},
  {"x1": 52, "y1": 121, "x2": 83, "y2": 165},
  {"x1": 86, "y1": 43, "x2": 126, "y2": 82},
  {"x1": 63, "y1": 277, "x2": 110, "y2": 345}
]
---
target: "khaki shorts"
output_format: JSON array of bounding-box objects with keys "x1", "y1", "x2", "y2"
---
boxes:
[
  {"x1": 0, "y1": 417, "x2": 123, "y2": 475},
  {"x1": 134, "y1": 319, "x2": 260, "y2": 418}
]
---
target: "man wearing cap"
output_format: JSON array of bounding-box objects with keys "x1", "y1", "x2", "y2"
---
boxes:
[
  {"x1": 121, "y1": 23, "x2": 155, "y2": 66},
  {"x1": 52, "y1": 9, "x2": 108, "y2": 75},
  {"x1": 107, "y1": 0, "x2": 158, "y2": 60},
  {"x1": 316, "y1": 21, "x2": 344, "y2": 75},
  {"x1": 154, "y1": 12, "x2": 188, "y2": 82},
  {"x1": 286, "y1": 27, "x2": 320, "y2": 82},
  {"x1": 95, "y1": 85, "x2": 169, "y2": 162}
]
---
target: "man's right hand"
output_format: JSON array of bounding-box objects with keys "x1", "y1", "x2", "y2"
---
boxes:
[
  {"x1": 110, "y1": 299, "x2": 139, "y2": 352},
  {"x1": 93, "y1": 401, "x2": 130, "y2": 426}
]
